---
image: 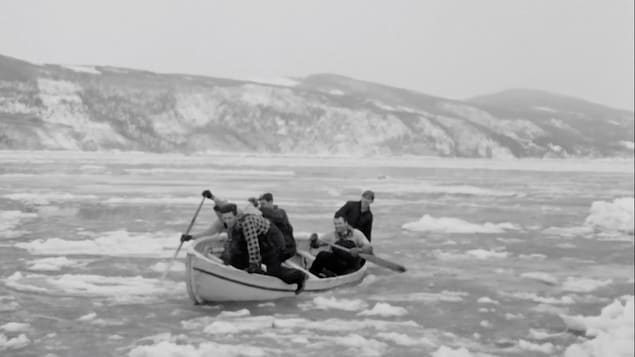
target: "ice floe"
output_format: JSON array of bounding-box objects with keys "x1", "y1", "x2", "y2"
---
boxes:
[
  {"x1": 0, "y1": 322, "x2": 30, "y2": 333},
  {"x1": 301, "y1": 296, "x2": 368, "y2": 311},
  {"x1": 0, "y1": 333, "x2": 30, "y2": 352},
  {"x1": 357, "y1": 303, "x2": 408, "y2": 317},
  {"x1": 562, "y1": 277, "x2": 613, "y2": 293},
  {"x1": 402, "y1": 215, "x2": 520, "y2": 233},
  {"x1": 0, "y1": 210, "x2": 37, "y2": 239},
  {"x1": 3, "y1": 192, "x2": 98, "y2": 205},
  {"x1": 149, "y1": 261, "x2": 186, "y2": 273},
  {"x1": 431, "y1": 345, "x2": 493, "y2": 357},
  {"x1": 562, "y1": 296, "x2": 634, "y2": 357},
  {"x1": 435, "y1": 249, "x2": 509, "y2": 260},
  {"x1": 476, "y1": 297, "x2": 500, "y2": 305},
  {"x1": 546, "y1": 197, "x2": 634, "y2": 241},
  {"x1": 0, "y1": 296, "x2": 20, "y2": 312},
  {"x1": 360, "y1": 181, "x2": 516, "y2": 197},
  {"x1": 4, "y1": 272, "x2": 185, "y2": 303},
  {"x1": 376, "y1": 332, "x2": 433, "y2": 346},
  {"x1": 27, "y1": 256, "x2": 88, "y2": 271},
  {"x1": 584, "y1": 197, "x2": 634, "y2": 236},
  {"x1": 371, "y1": 291, "x2": 468, "y2": 303},
  {"x1": 128, "y1": 340, "x2": 270, "y2": 357},
  {"x1": 521, "y1": 272, "x2": 559, "y2": 285},
  {"x1": 499, "y1": 291, "x2": 575, "y2": 305},
  {"x1": 182, "y1": 315, "x2": 419, "y2": 334},
  {"x1": 517, "y1": 339, "x2": 555, "y2": 354},
  {"x1": 15, "y1": 230, "x2": 179, "y2": 257}
]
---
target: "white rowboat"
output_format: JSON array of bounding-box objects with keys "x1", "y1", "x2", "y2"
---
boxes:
[{"x1": 185, "y1": 236, "x2": 367, "y2": 303}]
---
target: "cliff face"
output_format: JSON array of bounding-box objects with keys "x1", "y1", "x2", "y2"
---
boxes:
[{"x1": 1, "y1": 54, "x2": 633, "y2": 157}]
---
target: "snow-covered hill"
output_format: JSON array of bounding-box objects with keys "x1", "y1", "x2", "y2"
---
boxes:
[{"x1": 0, "y1": 54, "x2": 633, "y2": 157}]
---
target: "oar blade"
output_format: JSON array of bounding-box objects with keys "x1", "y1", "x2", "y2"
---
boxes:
[{"x1": 360, "y1": 253, "x2": 406, "y2": 272}]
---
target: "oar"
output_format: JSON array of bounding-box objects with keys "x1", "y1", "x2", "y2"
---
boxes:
[
  {"x1": 162, "y1": 196, "x2": 206, "y2": 280},
  {"x1": 319, "y1": 239, "x2": 406, "y2": 273}
]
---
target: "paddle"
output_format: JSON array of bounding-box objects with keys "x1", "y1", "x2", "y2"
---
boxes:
[
  {"x1": 162, "y1": 196, "x2": 206, "y2": 280},
  {"x1": 318, "y1": 239, "x2": 406, "y2": 273}
]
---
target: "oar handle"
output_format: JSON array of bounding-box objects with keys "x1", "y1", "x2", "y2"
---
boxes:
[
  {"x1": 162, "y1": 196, "x2": 206, "y2": 280},
  {"x1": 174, "y1": 196, "x2": 206, "y2": 256},
  {"x1": 316, "y1": 237, "x2": 406, "y2": 273},
  {"x1": 317, "y1": 238, "x2": 358, "y2": 254},
  {"x1": 184, "y1": 196, "x2": 207, "y2": 236}
]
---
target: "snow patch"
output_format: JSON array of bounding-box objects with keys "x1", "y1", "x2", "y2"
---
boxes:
[
  {"x1": 60, "y1": 64, "x2": 101, "y2": 74},
  {"x1": 246, "y1": 76, "x2": 298, "y2": 87},
  {"x1": 533, "y1": 106, "x2": 557, "y2": 113}
]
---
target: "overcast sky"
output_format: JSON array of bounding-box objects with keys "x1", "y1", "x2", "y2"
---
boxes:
[{"x1": 1, "y1": 0, "x2": 633, "y2": 110}]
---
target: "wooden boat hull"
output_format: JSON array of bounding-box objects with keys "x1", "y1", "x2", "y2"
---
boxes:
[{"x1": 185, "y1": 236, "x2": 367, "y2": 303}]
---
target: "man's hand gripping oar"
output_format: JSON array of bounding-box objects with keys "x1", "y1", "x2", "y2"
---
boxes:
[
  {"x1": 161, "y1": 191, "x2": 210, "y2": 280},
  {"x1": 311, "y1": 235, "x2": 406, "y2": 273}
]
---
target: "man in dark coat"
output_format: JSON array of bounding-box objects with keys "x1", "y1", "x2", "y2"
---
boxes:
[
  {"x1": 258, "y1": 192, "x2": 297, "y2": 261},
  {"x1": 334, "y1": 190, "x2": 374, "y2": 241}
]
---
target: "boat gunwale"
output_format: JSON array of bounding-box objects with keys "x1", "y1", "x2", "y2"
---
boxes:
[{"x1": 185, "y1": 236, "x2": 367, "y2": 301}]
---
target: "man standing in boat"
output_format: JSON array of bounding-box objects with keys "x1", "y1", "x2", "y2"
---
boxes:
[
  {"x1": 308, "y1": 214, "x2": 373, "y2": 277},
  {"x1": 257, "y1": 192, "x2": 297, "y2": 261},
  {"x1": 335, "y1": 190, "x2": 374, "y2": 241},
  {"x1": 181, "y1": 191, "x2": 307, "y2": 294}
]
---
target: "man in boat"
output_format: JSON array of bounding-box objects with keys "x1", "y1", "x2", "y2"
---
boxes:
[
  {"x1": 257, "y1": 192, "x2": 297, "y2": 261},
  {"x1": 182, "y1": 192, "x2": 307, "y2": 294},
  {"x1": 182, "y1": 191, "x2": 261, "y2": 239},
  {"x1": 308, "y1": 214, "x2": 373, "y2": 277},
  {"x1": 335, "y1": 190, "x2": 374, "y2": 241}
]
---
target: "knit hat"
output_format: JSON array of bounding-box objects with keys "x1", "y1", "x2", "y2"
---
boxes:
[
  {"x1": 215, "y1": 203, "x2": 237, "y2": 214},
  {"x1": 259, "y1": 192, "x2": 274, "y2": 202},
  {"x1": 362, "y1": 190, "x2": 375, "y2": 201}
]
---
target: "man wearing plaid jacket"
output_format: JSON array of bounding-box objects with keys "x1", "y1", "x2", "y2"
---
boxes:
[{"x1": 216, "y1": 202, "x2": 306, "y2": 294}]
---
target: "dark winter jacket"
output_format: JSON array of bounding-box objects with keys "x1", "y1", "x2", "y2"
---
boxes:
[
  {"x1": 259, "y1": 205, "x2": 297, "y2": 260},
  {"x1": 335, "y1": 200, "x2": 373, "y2": 241}
]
